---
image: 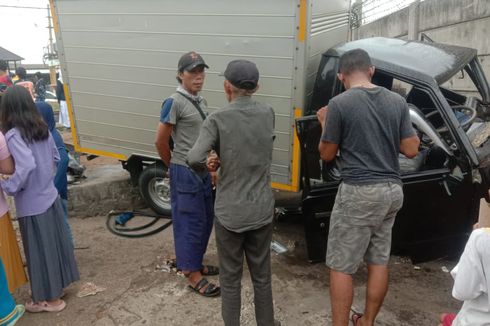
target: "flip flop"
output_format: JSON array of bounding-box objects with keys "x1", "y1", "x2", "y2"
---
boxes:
[
  {"x1": 188, "y1": 278, "x2": 220, "y2": 298},
  {"x1": 201, "y1": 265, "x2": 219, "y2": 276},
  {"x1": 25, "y1": 300, "x2": 66, "y2": 313},
  {"x1": 351, "y1": 311, "x2": 363, "y2": 326},
  {"x1": 0, "y1": 305, "x2": 25, "y2": 326}
]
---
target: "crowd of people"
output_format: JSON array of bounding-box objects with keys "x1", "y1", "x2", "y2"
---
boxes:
[
  {"x1": 0, "y1": 61, "x2": 70, "y2": 130},
  {"x1": 0, "y1": 60, "x2": 77, "y2": 325},
  {"x1": 155, "y1": 50, "x2": 490, "y2": 326},
  {"x1": 0, "y1": 49, "x2": 488, "y2": 326}
]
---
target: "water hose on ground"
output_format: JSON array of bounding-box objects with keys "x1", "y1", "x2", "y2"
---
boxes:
[{"x1": 106, "y1": 210, "x2": 172, "y2": 238}]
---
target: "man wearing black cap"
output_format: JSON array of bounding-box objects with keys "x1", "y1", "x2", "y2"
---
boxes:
[
  {"x1": 188, "y1": 60, "x2": 279, "y2": 325},
  {"x1": 155, "y1": 51, "x2": 220, "y2": 298}
]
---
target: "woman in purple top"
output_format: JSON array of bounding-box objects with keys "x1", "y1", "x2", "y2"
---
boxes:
[{"x1": 0, "y1": 86, "x2": 79, "y2": 313}]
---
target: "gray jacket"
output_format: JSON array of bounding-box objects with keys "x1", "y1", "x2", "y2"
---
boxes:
[{"x1": 188, "y1": 96, "x2": 275, "y2": 233}]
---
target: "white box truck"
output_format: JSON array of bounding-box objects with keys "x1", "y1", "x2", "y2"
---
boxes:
[{"x1": 50, "y1": 0, "x2": 350, "y2": 214}]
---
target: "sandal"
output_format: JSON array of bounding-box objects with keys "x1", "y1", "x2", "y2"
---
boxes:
[
  {"x1": 188, "y1": 278, "x2": 220, "y2": 297},
  {"x1": 25, "y1": 300, "x2": 66, "y2": 313},
  {"x1": 351, "y1": 312, "x2": 363, "y2": 326},
  {"x1": 201, "y1": 265, "x2": 219, "y2": 276},
  {"x1": 180, "y1": 265, "x2": 219, "y2": 276}
]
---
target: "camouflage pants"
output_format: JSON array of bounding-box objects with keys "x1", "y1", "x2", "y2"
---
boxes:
[{"x1": 326, "y1": 182, "x2": 403, "y2": 274}]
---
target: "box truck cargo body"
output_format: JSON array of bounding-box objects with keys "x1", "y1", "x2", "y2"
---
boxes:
[{"x1": 51, "y1": 0, "x2": 350, "y2": 212}]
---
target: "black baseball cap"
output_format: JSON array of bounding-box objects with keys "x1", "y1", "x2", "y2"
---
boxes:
[
  {"x1": 178, "y1": 51, "x2": 209, "y2": 72},
  {"x1": 223, "y1": 60, "x2": 259, "y2": 90}
]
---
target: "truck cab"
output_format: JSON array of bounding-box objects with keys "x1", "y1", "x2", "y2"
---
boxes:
[{"x1": 297, "y1": 37, "x2": 490, "y2": 263}]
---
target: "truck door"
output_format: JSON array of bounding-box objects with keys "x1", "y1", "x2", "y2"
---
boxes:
[
  {"x1": 296, "y1": 77, "x2": 480, "y2": 263},
  {"x1": 395, "y1": 83, "x2": 480, "y2": 262}
]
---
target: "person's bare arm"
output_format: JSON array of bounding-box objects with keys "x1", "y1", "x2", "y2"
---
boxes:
[
  {"x1": 316, "y1": 106, "x2": 339, "y2": 162},
  {"x1": 0, "y1": 155, "x2": 14, "y2": 175},
  {"x1": 155, "y1": 122, "x2": 173, "y2": 167},
  {"x1": 400, "y1": 135, "x2": 420, "y2": 158},
  {"x1": 318, "y1": 141, "x2": 338, "y2": 162}
]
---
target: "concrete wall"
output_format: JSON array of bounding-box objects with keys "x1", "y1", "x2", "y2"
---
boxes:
[
  {"x1": 68, "y1": 167, "x2": 145, "y2": 219},
  {"x1": 354, "y1": 0, "x2": 490, "y2": 97}
]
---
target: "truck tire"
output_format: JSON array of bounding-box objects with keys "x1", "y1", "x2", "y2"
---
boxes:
[{"x1": 138, "y1": 165, "x2": 172, "y2": 216}]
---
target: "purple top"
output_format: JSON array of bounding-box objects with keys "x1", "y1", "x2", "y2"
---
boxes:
[{"x1": 0, "y1": 128, "x2": 60, "y2": 217}]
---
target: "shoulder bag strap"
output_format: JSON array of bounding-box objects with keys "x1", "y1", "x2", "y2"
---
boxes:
[{"x1": 176, "y1": 91, "x2": 207, "y2": 121}]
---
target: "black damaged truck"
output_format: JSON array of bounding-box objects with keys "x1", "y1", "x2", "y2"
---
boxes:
[{"x1": 296, "y1": 37, "x2": 490, "y2": 263}]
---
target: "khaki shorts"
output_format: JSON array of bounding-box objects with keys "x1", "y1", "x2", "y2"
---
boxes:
[{"x1": 326, "y1": 182, "x2": 403, "y2": 274}]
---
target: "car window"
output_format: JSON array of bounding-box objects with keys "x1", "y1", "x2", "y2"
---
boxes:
[
  {"x1": 443, "y1": 63, "x2": 481, "y2": 101},
  {"x1": 308, "y1": 56, "x2": 339, "y2": 115},
  {"x1": 392, "y1": 78, "x2": 413, "y2": 98}
]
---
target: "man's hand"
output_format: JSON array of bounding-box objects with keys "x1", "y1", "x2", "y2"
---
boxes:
[
  {"x1": 210, "y1": 171, "x2": 218, "y2": 188},
  {"x1": 0, "y1": 174, "x2": 10, "y2": 181},
  {"x1": 316, "y1": 106, "x2": 328, "y2": 129},
  {"x1": 400, "y1": 135, "x2": 420, "y2": 159},
  {"x1": 207, "y1": 151, "x2": 220, "y2": 172}
]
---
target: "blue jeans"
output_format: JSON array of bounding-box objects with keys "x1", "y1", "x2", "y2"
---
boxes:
[{"x1": 169, "y1": 164, "x2": 214, "y2": 271}]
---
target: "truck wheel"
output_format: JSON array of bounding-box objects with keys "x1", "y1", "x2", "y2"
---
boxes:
[{"x1": 138, "y1": 165, "x2": 172, "y2": 216}]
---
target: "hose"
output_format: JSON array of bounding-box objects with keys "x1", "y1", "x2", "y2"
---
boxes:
[{"x1": 106, "y1": 210, "x2": 172, "y2": 238}]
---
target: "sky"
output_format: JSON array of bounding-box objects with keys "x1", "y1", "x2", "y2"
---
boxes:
[{"x1": 0, "y1": 0, "x2": 50, "y2": 64}]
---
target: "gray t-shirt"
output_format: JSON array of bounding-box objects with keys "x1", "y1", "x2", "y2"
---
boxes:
[
  {"x1": 321, "y1": 86, "x2": 415, "y2": 185},
  {"x1": 187, "y1": 96, "x2": 275, "y2": 233},
  {"x1": 160, "y1": 92, "x2": 207, "y2": 167}
]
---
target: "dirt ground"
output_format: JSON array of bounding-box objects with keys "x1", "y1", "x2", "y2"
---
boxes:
[{"x1": 12, "y1": 214, "x2": 461, "y2": 326}]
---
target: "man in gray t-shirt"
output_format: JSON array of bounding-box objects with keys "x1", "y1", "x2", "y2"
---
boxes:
[
  {"x1": 188, "y1": 60, "x2": 279, "y2": 326},
  {"x1": 155, "y1": 52, "x2": 219, "y2": 298},
  {"x1": 317, "y1": 49, "x2": 420, "y2": 326}
]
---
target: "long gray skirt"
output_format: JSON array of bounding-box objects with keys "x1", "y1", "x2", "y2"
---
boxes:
[{"x1": 18, "y1": 197, "x2": 80, "y2": 302}]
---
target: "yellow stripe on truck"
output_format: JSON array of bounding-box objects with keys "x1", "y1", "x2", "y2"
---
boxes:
[
  {"x1": 298, "y1": 0, "x2": 308, "y2": 42},
  {"x1": 271, "y1": 107, "x2": 301, "y2": 192},
  {"x1": 291, "y1": 107, "x2": 302, "y2": 191},
  {"x1": 48, "y1": 0, "x2": 59, "y2": 35}
]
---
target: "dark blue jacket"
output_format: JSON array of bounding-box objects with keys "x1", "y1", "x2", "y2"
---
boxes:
[{"x1": 36, "y1": 102, "x2": 69, "y2": 199}]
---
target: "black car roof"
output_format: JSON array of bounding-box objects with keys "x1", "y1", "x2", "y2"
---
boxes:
[{"x1": 325, "y1": 37, "x2": 477, "y2": 85}]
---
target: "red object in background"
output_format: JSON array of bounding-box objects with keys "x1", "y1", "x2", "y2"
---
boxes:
[
  {"x1": 442, "y1": 313, "x2": 456, "y2": 326},
  {"x1": 0, "y1": 75, "x2": 13, "y2": 88}
]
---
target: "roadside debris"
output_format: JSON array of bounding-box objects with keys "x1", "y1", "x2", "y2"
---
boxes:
[
  {"x1": 414, "y1": 266, "x2": 421, "y2": 270},
  {"x1": 271, "y1": 240, "x2": 288, "y2": 254},
  {"x1": 394, "y1": 256, "x2": 412, "y2": 265},
  {"x1": 441, "y1": 266, "x2": 449, "y2": 273},
  {"x1": 154, "y1": 258, "x2": 185, "y2": 277},
  {"x1": 74, "y1": 245, "x2": 90, "y2": 250},
  {"x1": 155, "y1": 258, "x2": 176, "y2": 273},
  {"x1": 77, "y1": 282, "x2": 106, "y2": 298},
  {"x1": 67, "y1": 151, "x2": 86, "y2": 184}
]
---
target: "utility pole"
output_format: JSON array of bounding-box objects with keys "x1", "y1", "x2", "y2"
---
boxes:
[
  {"x1": 350, "y1": 0, "x2": 363, "y2": 41},
  {"x1": 47, "y1": 4, "x2": 57, "y2": 88},
  {"x1": 407, "y1": 0, "x2": 420, "y2": 40}
]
